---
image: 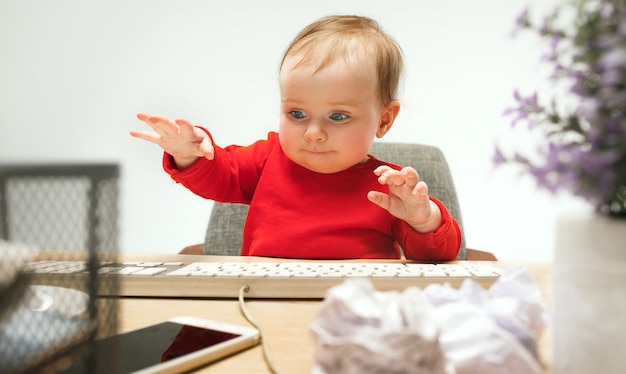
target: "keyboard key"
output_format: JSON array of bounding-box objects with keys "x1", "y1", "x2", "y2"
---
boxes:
[
  {"x1": 131, "y1": 267, "x2": 168, "y2": 276},
  {"x1": 111, "y1": 266, "x2": 143, "y2": 275}
]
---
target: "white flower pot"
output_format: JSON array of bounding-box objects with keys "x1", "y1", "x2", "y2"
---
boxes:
[{"x1": 554, "y1": 209, "x2": 626, "y2": 374}]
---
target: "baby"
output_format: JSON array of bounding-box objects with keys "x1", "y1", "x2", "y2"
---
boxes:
[{"x1": 131, "y1": 15, "x2": 461, "y2": 261}]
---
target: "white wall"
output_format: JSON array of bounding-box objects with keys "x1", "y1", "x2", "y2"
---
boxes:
[{"x1": 0, "y1": 0, "x2": 578, "y2": 261}]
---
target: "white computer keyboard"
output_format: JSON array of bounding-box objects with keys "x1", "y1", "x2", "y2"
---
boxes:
[{"x1": 26, "y1": 259, "x2": 505, "y2": 299}]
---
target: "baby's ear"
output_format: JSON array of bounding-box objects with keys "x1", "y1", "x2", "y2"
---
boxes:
[{"x1": 376, "y1": 101, "x2": 401, "y2": 138}]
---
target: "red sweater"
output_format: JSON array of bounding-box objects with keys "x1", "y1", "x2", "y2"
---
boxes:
[{"x1": 164, "y1": 131, "x2": 461, "y2": 261}]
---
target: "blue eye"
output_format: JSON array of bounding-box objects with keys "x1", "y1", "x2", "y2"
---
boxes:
[
  {"x1": 290, "y1": 111, "x2": 307, "y2": 120},
  {"x1": 330, "y1": 113, "x2": 347, "y2": 121}
]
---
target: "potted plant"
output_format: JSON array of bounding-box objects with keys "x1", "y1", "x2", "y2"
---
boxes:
[{"x1": 496, "y1": 1, "x2": 626, "y2": 373}]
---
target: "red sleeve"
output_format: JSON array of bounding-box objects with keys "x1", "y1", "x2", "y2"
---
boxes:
[
  {"x1": 393, "y1": 197, "x2": 462, "y2": 261},
  {"x1": 162, "y1": 129, "x2": 276, "y2": 203}
]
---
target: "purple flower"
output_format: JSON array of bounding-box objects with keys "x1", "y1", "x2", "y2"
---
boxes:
[
  {"x1": 503, "y1": 90, "x2": 544, "y2": 128},
  {"x1": 509, "y1": 7, "x2": 530, "y2": 37},
  {"x1": 542, "y1": 36, "x2": 563, "y2": 63},
  {"x1": 497, "y1": 0, "x2": 626, "y2": 213},
  {"x1": 492, "y1": 147, "x2": 507, "y2": 166},
  {"x1": 577, "y1": 98, "x2": 599, "y2": 122},
  {"x1": 598, "y1": 47, "x2": 626, "y2": 70}
]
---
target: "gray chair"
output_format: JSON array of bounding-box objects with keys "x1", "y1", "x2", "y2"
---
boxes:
[{"x1": 181, "y1": 142, "x2": 496, "y2": 260}]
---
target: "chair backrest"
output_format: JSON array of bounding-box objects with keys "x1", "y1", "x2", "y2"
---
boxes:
[{"x1": 204, "y1": 142, "x2": 467, "y2": 259}]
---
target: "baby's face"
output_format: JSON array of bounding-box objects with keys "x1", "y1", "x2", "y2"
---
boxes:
[{"x1": 278, "y1": 55, "x2": 390, "y2": 174}]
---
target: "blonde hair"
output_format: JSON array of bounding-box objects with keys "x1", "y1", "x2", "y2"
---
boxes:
[{"x1": 280, "y1": 15, "x2": 403, "y2": 106}]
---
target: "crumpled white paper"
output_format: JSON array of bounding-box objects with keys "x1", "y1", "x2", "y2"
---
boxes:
[{"x1": 310, "y1": 266, "x2": 548, "y2": 374}]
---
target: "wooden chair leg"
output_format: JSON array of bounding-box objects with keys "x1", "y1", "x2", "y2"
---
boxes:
[{"x1": 179, "y1": 243, "x2": 204, "y2": 255}]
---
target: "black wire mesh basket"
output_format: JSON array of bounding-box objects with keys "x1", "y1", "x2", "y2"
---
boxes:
[{"x1": 0, "y1": 164, "x2": 120, "y2": 373}]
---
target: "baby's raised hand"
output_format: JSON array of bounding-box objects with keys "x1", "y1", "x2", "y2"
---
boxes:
[
  {"x1": 367, "y1": 165, "x2": 442, "y2": 233},
  {"x1": 131, "y1": 113, "x2": 214, "y2": 169}
]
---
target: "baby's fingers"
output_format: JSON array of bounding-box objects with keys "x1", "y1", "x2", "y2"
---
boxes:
[
  {"x1": 412, "y1": 181, "x2": 429, "y2": 197},
  {"x1": 136, "y1": 112, "x2": 180, "y2": 137},
  {"x1": 136, "y1": 112, "x2": 150, "y2": 122},
  {"x1": 373, "y1": 165, "x2": 394, "y2": 177},
  {"x1": 367, "y1": 190, "x2": 391, "y2": 210},
  {"x1": 373, "y1": 166, "x2": 402, "y2": 185},
  {"x1": 400, "y1": 167, "x2": 419, "y2": 186},
  {"x1": 174, "y1": 118, "x2": 197, "y2": 137},
  {"x1": 129, "y1": 129, "x2": 161, "y2": 143},
  {"x1": 374, "y1": 166, "x2": 420, "y2": 188}
]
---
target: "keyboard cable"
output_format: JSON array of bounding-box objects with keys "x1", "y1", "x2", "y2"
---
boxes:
[{"x1": 238, "y1": 285, "x2": 284, "y2": 374}]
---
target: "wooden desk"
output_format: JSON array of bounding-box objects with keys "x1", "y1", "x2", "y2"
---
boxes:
[{"x1": 109, "y1": 255, "x2": 553, "y2": 373}]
